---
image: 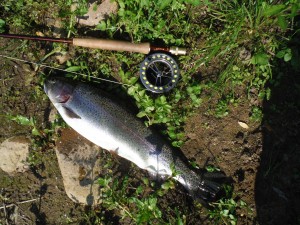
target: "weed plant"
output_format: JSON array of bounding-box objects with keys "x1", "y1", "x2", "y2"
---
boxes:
[{"x1": 92, "y1": 161, "x2": 186, "y2": 224}]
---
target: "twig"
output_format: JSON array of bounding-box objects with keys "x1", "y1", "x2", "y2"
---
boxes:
[
  {"x1": 3, "y1": 202, "x2": 9, "y2": 225},
  {"x1": 0, "y1": 198, "x2": 39, "y2": 210}
]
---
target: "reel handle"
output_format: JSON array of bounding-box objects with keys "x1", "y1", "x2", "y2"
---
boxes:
[{"x1": 73, "y1": 38, "x2": 151, "y2": 54}]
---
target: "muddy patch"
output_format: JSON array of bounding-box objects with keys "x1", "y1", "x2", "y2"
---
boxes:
[{"x1": 183, "y1": 98, "x2": 261, "y2": 219}]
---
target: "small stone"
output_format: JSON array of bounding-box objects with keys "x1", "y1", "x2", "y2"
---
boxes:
[
  {"x1": 0, "y1": 136, "x2": 30, "y2": 174},
  {"x1": 238, "y1": 121, "x2": 249, "y2": 129},
  {"x1": 76, "y1": 0, "x2": 118, "y2": 27},
  {"x1": 48, "y1": 107, "x2": 58, "y2": 123},
  {"x1": 55, "y1": 128, "x2": 103, "y2": 205},
  {"x1": 187, "y1": 132, "x2": 197, "y2": 140},
  {"x1": 55, "y1": 53, "x2": 71, "y2": 65},
  {"x1": 239, "y1": 48, "x2": 251, "y2": 61}
]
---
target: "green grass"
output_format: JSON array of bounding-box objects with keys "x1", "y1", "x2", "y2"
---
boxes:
[{"x1": 0, "y1": 0, "x2": 299, "y2": 224}]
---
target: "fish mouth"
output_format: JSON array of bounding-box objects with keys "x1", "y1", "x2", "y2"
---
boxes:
[
  {"x1": 57, "y1": 94, "x2": 70, "y2": 103},
  {"x1": 44, "y1": 77, "x2": 58, "y2": 96}
]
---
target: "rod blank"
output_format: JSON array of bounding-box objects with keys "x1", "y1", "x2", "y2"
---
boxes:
[{"x1": 0, "y1": 33, "x2": 72, "y2": 43}]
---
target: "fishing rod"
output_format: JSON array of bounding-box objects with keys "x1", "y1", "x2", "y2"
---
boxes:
[
  {"x1": 0, "y1": 34, "x2": 187, "y2": 93},
  {"x1": 0, "y1": 34, "x2": 186, "y2": 55}
]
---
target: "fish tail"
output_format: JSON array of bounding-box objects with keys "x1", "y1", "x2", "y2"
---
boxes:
[{"x1": 188, "y1": 170, "x2": 227, "y2": 205}]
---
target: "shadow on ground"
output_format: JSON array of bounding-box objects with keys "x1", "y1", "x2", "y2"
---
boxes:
[{"x1": 255, "y1": 21, "x2": 300, "y2": 225}]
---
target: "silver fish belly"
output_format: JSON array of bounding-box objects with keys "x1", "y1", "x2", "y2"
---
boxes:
[{"x1": 44, "y1": 77, "x2": 224, "y2": 202}]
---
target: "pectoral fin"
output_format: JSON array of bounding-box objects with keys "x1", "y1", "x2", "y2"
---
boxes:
[{"x1": 62, "y1": 106, "x2": 81, "y2": 119}]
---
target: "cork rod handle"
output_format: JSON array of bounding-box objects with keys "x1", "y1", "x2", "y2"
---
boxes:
[{"x1": 73, "y1": 38, "x2": 151, "y2": 54}]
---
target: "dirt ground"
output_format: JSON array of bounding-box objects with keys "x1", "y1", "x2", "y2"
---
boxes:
[{"x1": 0, "y1": 36, "x2": 299, "y2": 225}]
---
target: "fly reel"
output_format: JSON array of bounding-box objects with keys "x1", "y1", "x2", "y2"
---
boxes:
[{"x1": 139, "y1": 53, "x2": 180, "y2": 93}]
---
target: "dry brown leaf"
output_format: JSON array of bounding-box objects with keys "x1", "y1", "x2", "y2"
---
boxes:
[
  {"x1": 238, "y1": 121, "x2": 249, "y2": 129},
  {"x1": 35, "y1": 31, "x2": 45, "y2": 37}
]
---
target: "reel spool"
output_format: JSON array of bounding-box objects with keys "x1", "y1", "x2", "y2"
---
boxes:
[{"x1": 140, "y1": 53, "x2": 180, "y2": 93}]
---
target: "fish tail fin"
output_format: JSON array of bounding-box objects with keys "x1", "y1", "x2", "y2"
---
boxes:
[{"x1": 188, "y1": 170, "x2": 228, "y2": 205}]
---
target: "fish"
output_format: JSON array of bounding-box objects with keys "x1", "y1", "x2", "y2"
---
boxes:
[{"x1": 44, "y1": 77, "x2": 225, "y2": 203}]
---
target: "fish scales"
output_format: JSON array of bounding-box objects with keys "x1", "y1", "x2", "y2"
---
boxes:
[
  {"x1": 44, "y1": 77, "x2": 225, "y2": 203},
  {"x1": 58, "y1": 81, "x2": 190, "y2": 179}
]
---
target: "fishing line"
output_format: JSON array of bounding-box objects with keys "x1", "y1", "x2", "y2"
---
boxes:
[{"x1": 0, "y1": 54, "x2": 132, "y2": 87}]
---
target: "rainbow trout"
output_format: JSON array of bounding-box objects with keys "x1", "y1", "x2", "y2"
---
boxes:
[{"x1": 44, "y1": 77, "x2": 224, "y2": 203}]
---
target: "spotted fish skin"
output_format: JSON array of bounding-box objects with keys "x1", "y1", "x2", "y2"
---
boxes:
[{"x1": 44, "y1": 77, "x2": 224, "y2": 202}]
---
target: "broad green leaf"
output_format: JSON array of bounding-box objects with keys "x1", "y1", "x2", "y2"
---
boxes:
[
  {"x1": 185, "y1": 0, "x2": 201, "y2": 5},
  {"x1": 240, "y1": 200, "x2": 247, "y2": 207},
  {"x1": 263, "y1": 4, "x2": 286, "y2": 17},
  {"x1": 230, "y1": 218, "x2": 237, "y2": 225},
  {"x1": 11, "y1": 115, "x2": 32, "y2": 126},
  {"x1": 0, "y1": 19, "x2": 5, "y2": 26},
  {"x1": 174, "y1": 91, "x2": 181, "y2": 103},
  {"x1": 276, "y1": 50, "x2": 286, "y2": 58},
  {"x1": 140, "y1": 0, "x2": 151, "y2": 7},
  {"x1": 158, "y1": 0, "x2": 172, "y2": 10},
  {"x1": 66, "y1": 60, "x2": 72, "y2": 67},
  {"x1": 32, "y1": 127, "x2": 41, "y2": 136},
  {"x1": 161, "y1": 182, "x2": 170, "y2": 190},
  {"x1": 266, "y1": 88, "x2": 271, "y2": 100},
  {"x1": 135, "y1": 185, "x2": 143, "y2": 194},
  {"x1": 118, "y1": 1, "x2": 125, "y2": 9},
  {"x1": 222, "y1": 209, "x2": 229, "y2": 216},
  {"x1": 284, "y1": 51, "x2": 292, "y2": 62},
  {"x1": 187, "y1": 86, "x2": 193, "y2": 94},
  {"x1": 228, "y1": 213, "x2": 235, "y2": 219},
  {"x1": 229, "y1": 198, "x2": 236, "y2": 205},
  {"x1": 276, "y1": 48, "x2": 292, "y2": 62},
  {"x1": 128, "y1": 76, "x2": 138, "y2": 85},
  {"x1": 177, "y1": 217, "x2": 184, "y2": 225},
  {"x1": 0, "y1": 19, "x2": 5, "y2": 33},
  {"x1": 145, "y1": 106, "x2": 155, "y2": 113},
  {"x1": 168, "y1": 131, "x2": 176, "y2": 139},
  {"x1": 251, "y1": 53, "x2": 269, "y2": 65},
  {"x1": 98, "y1": 177, "x2": 111, "y2": 187},
  {"x1": 65, "y1": 66, "x2": 82, "y2": 72},
  {"x1": 136, "y1": 111, "x2": 147, "y2": 118},
  {"x1": 142, "y1": 177, "x2": 149, "y2": 185},
  {"x1": 127, "y1": 86, "x2": 136, "y2": 96},
  {"x1": 96, "y1": 21, "x2": 106, "y2": 31},
  {"x1": 277, "y1": 15, "x2": 288, "y2": 31},
  {"x1": 290, "y1": 3, "x2": 299, "y2": 18},
  {"x1": 160, "y1": 95, "x2": 167, "y2": 103},
  {"x1": 138, "y1": 90, "x2": 145, "y2": 97}
]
